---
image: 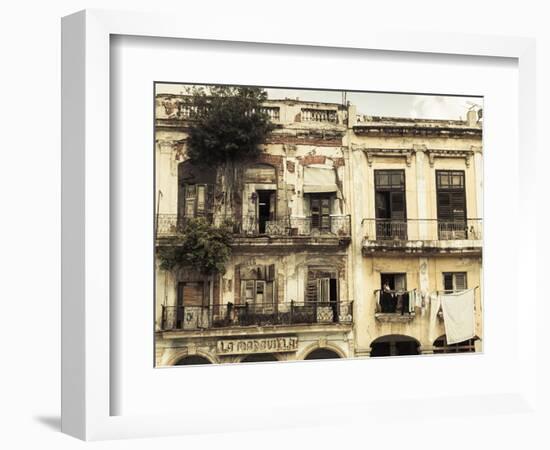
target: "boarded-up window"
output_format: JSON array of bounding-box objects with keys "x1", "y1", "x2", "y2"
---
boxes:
[{"x1": 177, "y1": 282, "x2": 205, "y2": 307}]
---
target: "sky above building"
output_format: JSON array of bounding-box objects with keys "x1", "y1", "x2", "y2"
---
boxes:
[{"x1": 156, "y1": 83, "x2": 483, "y2": 121}]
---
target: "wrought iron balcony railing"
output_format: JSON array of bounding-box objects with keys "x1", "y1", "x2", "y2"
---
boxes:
[
  {"x1": 156, "y1": 214, "x2": 351, "y2": 238},
  {"x1": 362, "y1": 218, "x2": 482, "y2": 241},
  {"x1": 160, "y1": 300, "x2": 353, "y2": 331}
]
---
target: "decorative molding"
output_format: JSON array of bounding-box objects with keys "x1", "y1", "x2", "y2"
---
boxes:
[
  {"x1": 425, "y1": 149, "x2": 475, "y2": 167},
  {"x1": 357, "y1": 147, "x2": 415, "y2": 167}
]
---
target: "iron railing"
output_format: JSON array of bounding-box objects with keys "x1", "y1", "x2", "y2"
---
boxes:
[
  {"x1": 362, "y1": 218, "x2": 482, "y2": 241},
  {"x1": 374, "y1": 289, "x2": 417, "y2": 314},
  {"x1": 156, "y1": 214, "x2": 351, "y2": 238},
  {"x1": 160, "y1": 300, "x2": 353, "y2": 331}
]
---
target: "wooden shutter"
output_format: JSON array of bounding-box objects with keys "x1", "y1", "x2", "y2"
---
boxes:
[
  {"x1": 241, "y1": 280, "x2": 255, "y2": 304},
  {"x1": 181, "y1": 282, "x2": 204, "y2": 307},
  {"x1": 454, "y1": 273, "x2": 467, "y2": 291},
  {"x1": 196, "y1": 185, "x2": 206, "y2": 215},
  {"x1": 184, "y1": 185, "x2": 197, "y2": 217},
  {"x1": 317, "y1": 278, "x2": 330, "y2": 302},
  {"x1": 306, "y1": 279, "x2": 318, "y2": 303},
  {"x1": 255, "y1": 280, "x2": 265, "y2": 304},
  {"x1": 310, "y1": 197, "x2": 320, "y2": 229},
  {"x1": 320, "y1": 198, "x2": 331, "y2": 230}
]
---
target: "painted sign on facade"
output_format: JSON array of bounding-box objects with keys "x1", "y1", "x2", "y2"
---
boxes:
[{"x1": 216, "y1": 337, "x2": 298, "y2": 355}]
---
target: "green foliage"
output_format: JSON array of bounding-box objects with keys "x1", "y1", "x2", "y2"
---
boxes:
[
  {"x1": 157, "y1": 218, "x2": 233, "y2": 275},
  {"x1": 182, "y1": 85, "x2": 275, "y2": 166}
]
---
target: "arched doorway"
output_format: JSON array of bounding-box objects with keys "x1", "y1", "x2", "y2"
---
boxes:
[
  {"x1": 174, "y1": 355, "x2": 212, "y2": 366},
  {"x1": 370, "y1": 335, "x2": 420, "y2": 357},
  {"x1": 241, "y1": 353, "x2": 278, "y2": 363},
  {"x1": 433, "y1": 335, "x2": 477, "y2": 354},
  {"x1": 304, "y1": 348, "x2": 342, "y2": 360}
]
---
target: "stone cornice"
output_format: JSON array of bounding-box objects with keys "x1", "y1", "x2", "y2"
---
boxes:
[
  {"x1": 352, "y1": 123, "x2": 482, "y2": 139},
  {"x1": 352, "y1": 146, "x2": 479, "y2": 168}
]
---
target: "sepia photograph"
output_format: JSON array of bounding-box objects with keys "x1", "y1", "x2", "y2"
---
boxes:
[{"x1": 154, "y1": 83, "x2": 483, "y2": 366}]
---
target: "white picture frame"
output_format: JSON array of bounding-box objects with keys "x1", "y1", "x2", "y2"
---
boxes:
[{"x1": 61, "y1": 9, "x2": 537, "y2": 441}]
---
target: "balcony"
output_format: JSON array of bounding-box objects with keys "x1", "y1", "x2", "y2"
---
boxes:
[
  {"x1": 160, "y1": 301, "x2": 353, "y2": 331},
  {"x1": 156, "y1": 214, "x2": 351, "y2": 247},
  {"x1": 362, "y1": 218, "x2": 482, "y2": 255},
  {"x1": 374, "y1": 289, "x2": 417, "y2": 323}
]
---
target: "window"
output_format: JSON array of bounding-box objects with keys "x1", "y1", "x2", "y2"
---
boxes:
[
  {"x1": 436, "y1": 170, "x2": 466, "y2": 239},
  {"x1": 374, "y1": 170, "x2": 406, "y2": 239},
  {"x1": 241, "y1": 279, "x2": 273, "y2": 305},
  {"x1": 310, "y1": 195, "x2": 331, "y2": 231},
  {"x1": 306, "y1": 269, "x2": 338, "y2": 303},
  {"x1": 183, "y1": 184, "x2": 210, "y2": 218},
  {"x1": 443, "y1": 272, "x2": 467, "y2": 292}
]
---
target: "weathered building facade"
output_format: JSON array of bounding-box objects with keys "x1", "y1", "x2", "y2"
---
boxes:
[{"x1": 154, "y1": 91, "x2": 483, "y2": 366}]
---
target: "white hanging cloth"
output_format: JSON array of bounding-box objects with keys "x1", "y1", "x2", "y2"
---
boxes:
[{"x1": 440, "y1": 289, "x2": 476, "y2": 345}]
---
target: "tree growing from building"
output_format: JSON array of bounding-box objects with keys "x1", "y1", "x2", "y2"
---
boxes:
[
  {"x1": 183, "y1": 85, "x2": 275, "y2": 166},
  {"x1": 157, "y1": 218, "x2": 233, "y2": 275}
]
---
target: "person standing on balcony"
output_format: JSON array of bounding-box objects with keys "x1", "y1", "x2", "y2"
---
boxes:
[{"x1": 381, "y1": 281, "x2": 392, "y2": 313}]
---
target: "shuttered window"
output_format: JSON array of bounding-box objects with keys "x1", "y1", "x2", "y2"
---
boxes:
[
  {"x1": 306, "y1": 269, "x2": 338, "y2": 303},
  {"x1": 436, "y1": 171, "x2": 466, "y2": 222},
  {"x1": 182, "y1": 184, "x2": 212, "y2": 218},
  {"x1": 443, "y1": 272, "x2": 467, "y2": 291},
  {"x1": 310, "y1": 196, "x2": 331, "y2": 231},
  {"x1": 177, "y1": 282, "x2": 205, "y2": 307},
  {"x1": 374, "y1": 170, "x2": 406, "y2": 220}
]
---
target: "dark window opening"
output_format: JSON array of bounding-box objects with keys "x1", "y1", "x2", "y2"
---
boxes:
[
  {"x1": 174, "y1": 355, "x2": 212, "y2": 365},
  {"x1": 374, "y1": 170, "x2": 407, "y2": 239},
  {"x1": 304, "y1": 349, "x2": 342, "y2": 360},
  {"x1": 436, "y1": 170, "x2": 467, "y2": 239},
  {"x1": 257, "y1": 190, "x2": 276, "y2": 234},
  {"x1": 370, "y1": 336, "x2": 420, "y2": 357},
  {"x1": 379, "y1": 273, "x2": 408, "y2": 314},
  {"x1": 241, "y1": 353, "x2": 278, "y2": 363}
]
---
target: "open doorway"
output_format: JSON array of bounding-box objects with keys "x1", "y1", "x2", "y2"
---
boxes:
[{"x1": 257, "y1": 190, "x2": 275, "y2": 234}]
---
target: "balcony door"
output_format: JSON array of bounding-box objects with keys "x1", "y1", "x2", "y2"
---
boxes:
[
  {"x1": 310, "y1": 195, "x2": 331, "y2": 232},
  {"x1": 436, "y1": 170, "x2": 466, "y2": 239},
  {"x1": 256, "y1": 190, "x2": 276, "y2": 234},
  {"x1": 176, "y1": 281, "x2": 205, "y2": 329},
  {"x1": 374, "y1": 170, "x2": 406, "y2": 239}
]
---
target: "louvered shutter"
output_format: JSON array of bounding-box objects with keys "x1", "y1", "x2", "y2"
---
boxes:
[
  {"x1": 454, "y1": 273, "x2": 467, "y2": 291},
  {"x1": 306, "y1": 279, "x2": 318, "y2": 303}
]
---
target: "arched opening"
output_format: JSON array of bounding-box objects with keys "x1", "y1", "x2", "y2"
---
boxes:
[
  {"x1": 370, "y1": 335, "x2": 420, "y2": 357},
  {"x1": 240, "y1": 353, "x2": 278, "y2": 363},
  {"x1": 174, "y1": 355, "x2": 213, "y2": 366},
  {"x1": 304, "y1": 348, "x2": 342, "y2": 360},
  {"x1": 433, "y1": 335, "x2": 477, "y2": 354}
]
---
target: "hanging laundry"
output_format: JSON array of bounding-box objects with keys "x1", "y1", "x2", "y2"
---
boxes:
[
  {"x1": 430, "y1": 292, "x2": 440, "y2": 322},
  {"x1": 440, "y1": 289, "x2": 476, "y2": 345}
]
